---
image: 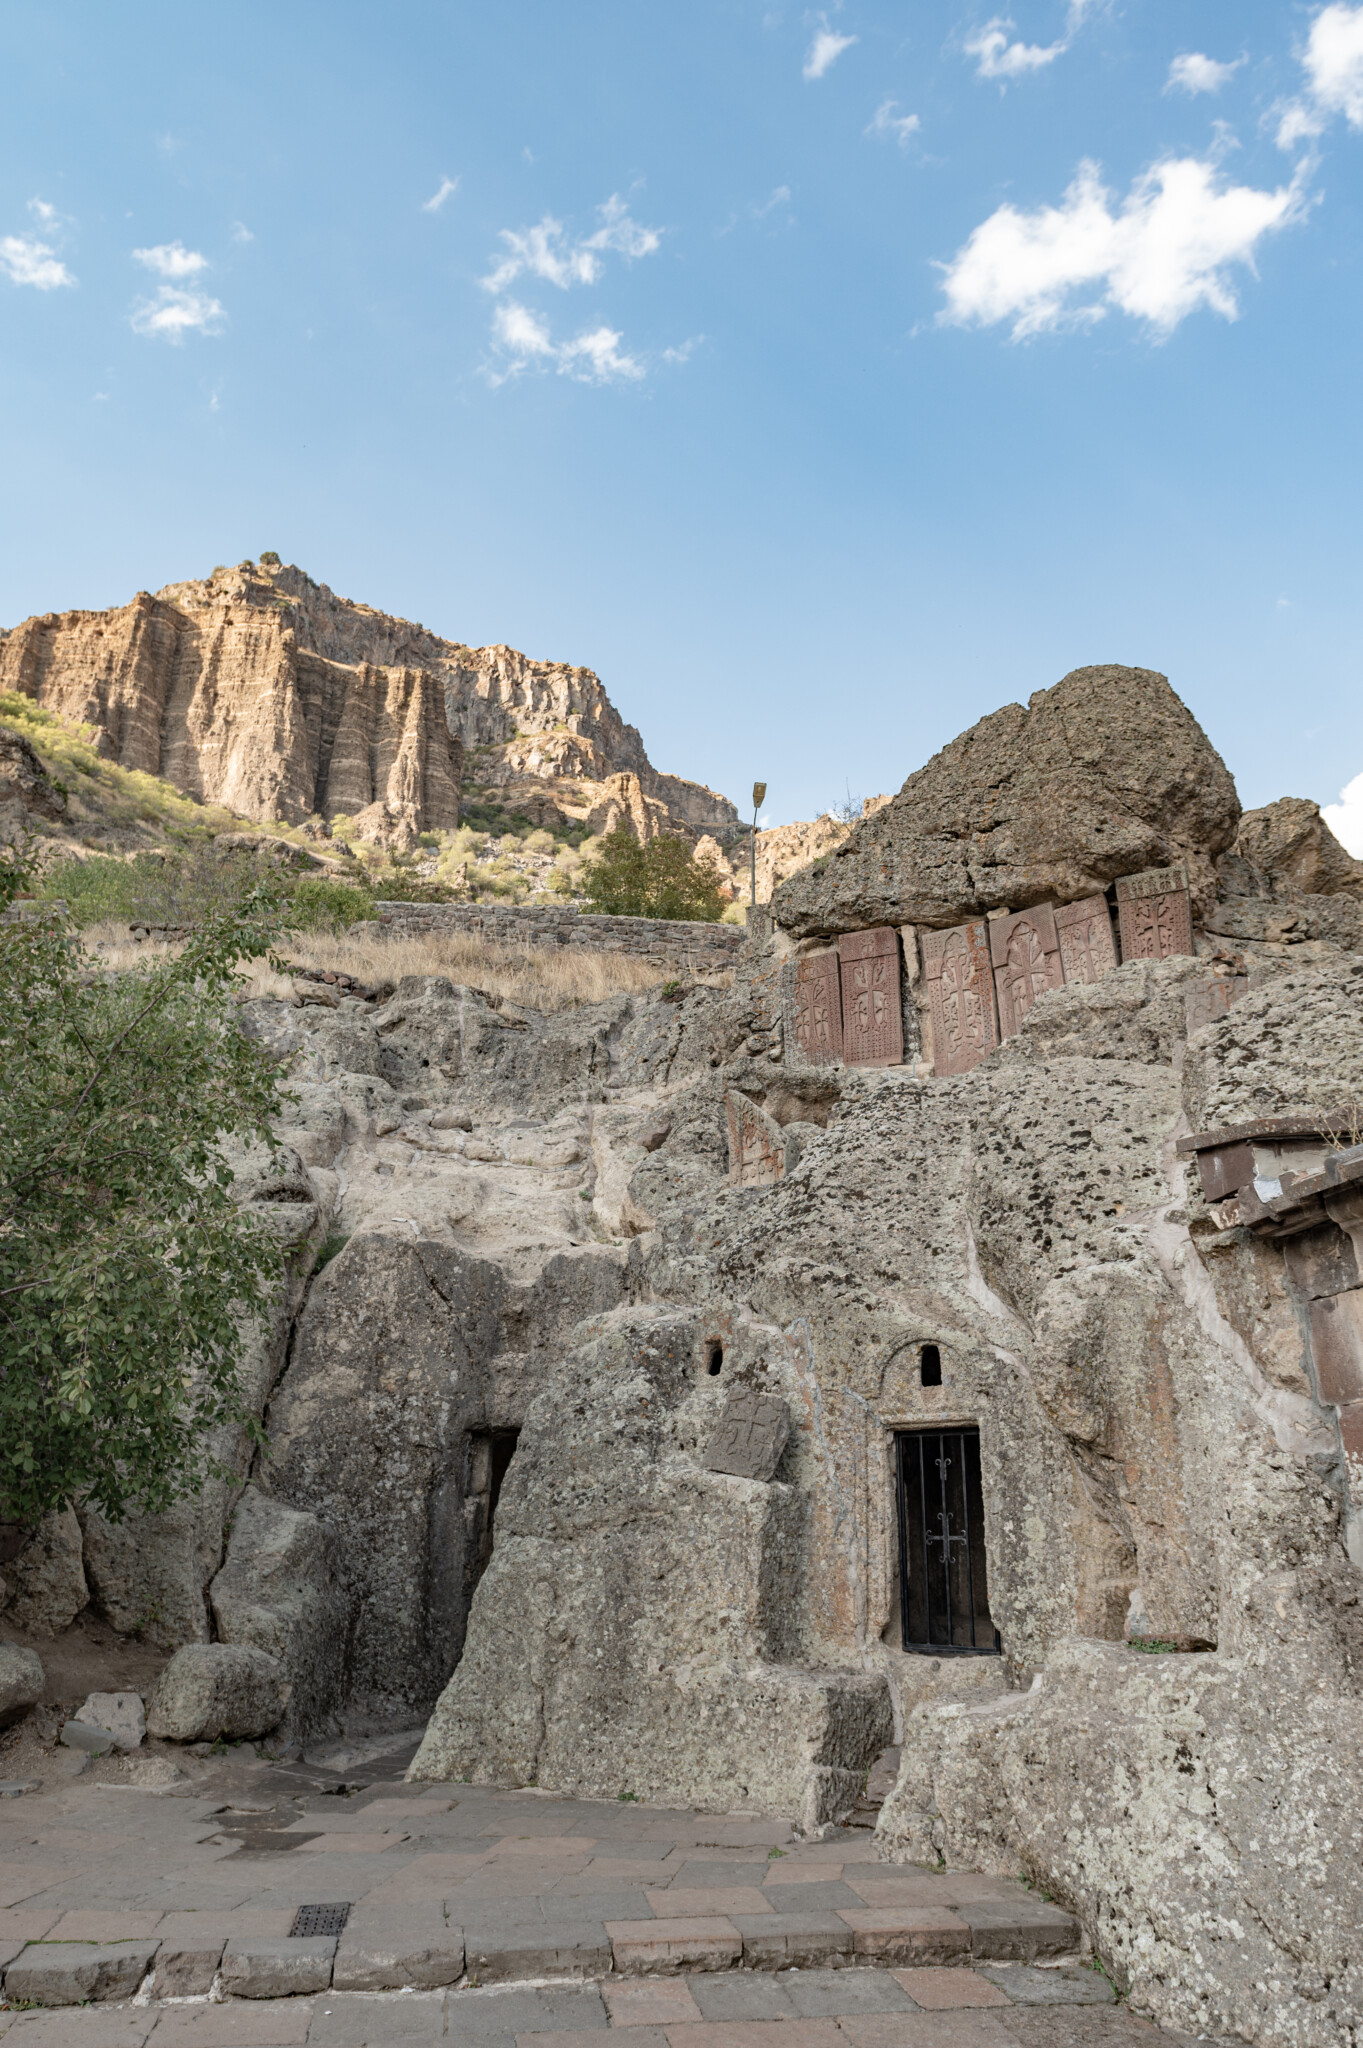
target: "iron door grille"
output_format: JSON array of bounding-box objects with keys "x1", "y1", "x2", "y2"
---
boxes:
[{"x1": 896, "y1": 1427, "x2": 999, "y2": 1654}]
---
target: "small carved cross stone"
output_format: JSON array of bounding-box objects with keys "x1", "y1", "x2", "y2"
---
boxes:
[{"x1": 703, "y1": 1386, "x2": 792, "y2": 1481}]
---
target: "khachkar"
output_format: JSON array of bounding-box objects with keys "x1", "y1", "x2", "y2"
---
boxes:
[{"x1": 788, "y1": 864, "x2": 1196, "y2": 1081}]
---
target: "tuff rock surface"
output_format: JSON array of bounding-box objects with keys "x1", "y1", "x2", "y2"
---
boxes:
[
  {"x1": 771, "y1": 664, "x2": 1240, "y2": 935},
  {"x1": 146, "y1": 1641, "x2": 290, "y2": 1741},
  {"x1": 0, "y1": 1644, "x2": 44, "y2": 1727}
]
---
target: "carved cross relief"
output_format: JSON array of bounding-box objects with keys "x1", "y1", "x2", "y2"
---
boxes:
[
  {"x1": 988, "y1": 905, "x2": 1064, "y2": 1037},
  {"x1": 837, "y1": 928, "x2": 904, "y2": 1068},
  {"x1": 923, "y1": 921, "x2": 999, "y2": 1077},
  {"x1": 1115, "y1": 866, "x2": 1195, "y2": 962},
  {"x1": 793, "y1": 949, "x2": 843, "y2": 1065},
  {"x1": 1054, "y1": 894, "x2": 1119, "y2": 985}
]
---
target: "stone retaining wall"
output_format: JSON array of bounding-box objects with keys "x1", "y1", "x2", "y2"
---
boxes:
[{"x1": 372, "y1": 900, "x2": 747, "y2": 972}]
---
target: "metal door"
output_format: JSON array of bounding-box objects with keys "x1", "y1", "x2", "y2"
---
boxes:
[{"x1": 895, "y1": 1427, "x2": 999, "y2": 1654}]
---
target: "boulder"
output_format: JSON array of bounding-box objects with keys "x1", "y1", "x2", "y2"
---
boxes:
[
  {"x1": 145, "y1": 1642, "x2": 290, "y2": 1742},
  {"x1": 209, "y1": 1487, "x2": 350, "y2": 1738},
  {"x1": 75, "y1": 1691, "x2": 145, "y2": 1751},
  {"x1": 0, "y1": 1643, "x2": 44, "y2": 1727},
  {"x1": 1, "y1": 1509, "x2": 88, "y2": 1635},
  {"x1": 1235, "y1": 797, "x2": 1363, "y2": 898},
  {"x1": 771, "y1": 664, "x2": 1240, "y2": 936}
]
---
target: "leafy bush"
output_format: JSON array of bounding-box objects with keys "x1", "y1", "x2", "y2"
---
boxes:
[
  {"x1": 285, "y1": 875, "x2": 375, "y2": 931},
  {"x1": 42, "y1": 846, "x2": 283, "y2": 931},
  {"x1": 581, "y1": 829, "x2": 726, "y2": 922},
  {"x1": 0, "y1": 841, "x2": 290, "y2": 1526}
]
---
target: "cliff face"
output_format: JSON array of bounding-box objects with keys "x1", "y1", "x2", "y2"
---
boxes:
[{"x1": 0, "y1": 558, "x2": 736, "y2": 843}]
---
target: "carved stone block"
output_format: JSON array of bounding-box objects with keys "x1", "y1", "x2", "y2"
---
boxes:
[
  {"x1": 703, "y1": 1386, "x2": 792, "y2": 1481},
  {"x1": 989, "y1": 905, "x2": 1064, "y2": 1038},
  {"x1": 1115, "y1": 865, "x2": 1194, "y2": 962},
  {"x1": 1054, "y1": 895, "x2": 1118, "y2": 986},
  {"x1": 922, "y1": 921, "x2": 999, "y2": 1077},
  {"x1": 793, "y1": 950, "x2": 843, "y2": 1065},
  {"x1": 724, "y1": 1089, "x2": 784, "y2": 1187},
  {"x1": 1184, "y1": 975, "x2": 1248, "y2": 1036},
  {"x1": 837, "y1": 928, "x2": 903, "y2": 1068},
  {"x1": 1309, "y1": 1289, "x2": 1363, "y2": 1407}
]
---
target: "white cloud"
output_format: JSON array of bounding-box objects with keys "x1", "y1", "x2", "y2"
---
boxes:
[
  {"x1": 482, "y1": 195, "x2": 660, "y2": 293},
  {"x1": 487, "y1": 299, "x2": 644, "y2": 384},
  {"x1": 804, "y1": 27, "x2": 857, "y2": 80},
  {"x1": 754, "y1": 184, "x2": 793, "y2": 217},
  {"x1": 28, "y1": 197, "x2": 59, "y2": 226},
  {"x1": 966, "y1": 19, "x2": 1066, "y2": 78},
  {"x1": 662, "y1": 337, "x2": 702, "y2": 364},
  {"x1": 231, "y1": 221, "x2": 254, "y2": 243},
  {"x1": 133, "y1": 241, "x2": 209, "y2": 279},
  {"x1": 938, "y1": 154, "x2": 1307, "y2": 338},
  {"x1": 867, "y1": 99, "x2": 921, "y2": 145},
  {"x1": 583, "y1": 192, "x2": 661, "y2": 260},
  {"x1": 130, "y1": 285, "x2": 225, "y2": 341},
  {"x1": 0, "y1": 234, "x2": 75, "y2": 289},
  {"x1": 965, "y1": 2, "x2": 1096, "y2": 82},
  {"x1": 1324, "y1": 771, "x2": 1363, "y2": 856},
  {"x1": 1166, "y1": 52, "x2": 1245, "y2": 96},
  {"x1": 1280, "y1": 1, "x2": 1363, "y2": 144},
  {"x1": 422, "y1": 175, "x2": 460, "y2": 213},
  {"x1": 1277, "y1": 3, "x2": 1363, "y2": 145}
]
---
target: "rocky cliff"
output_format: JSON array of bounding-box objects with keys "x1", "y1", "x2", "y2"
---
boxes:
[{"x1": 0, "y1": 559, "x2": 737, "y2": 847}]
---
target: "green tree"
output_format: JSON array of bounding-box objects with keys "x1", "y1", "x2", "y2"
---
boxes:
[
  {"x1": 0, "y1": 842, "x2": 291, "y2": 1527},
  {"x1": 581, "y1": 829, "x2": 726, "y2": 922}
]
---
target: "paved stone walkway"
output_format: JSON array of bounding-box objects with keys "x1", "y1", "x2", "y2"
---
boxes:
[{"x1": 0, "y1": 1743, "x2": 1197, "y2": 2046}]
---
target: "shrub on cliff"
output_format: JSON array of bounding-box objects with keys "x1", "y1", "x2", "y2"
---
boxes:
[
  {"x1": 582, "y1": 829, "x2": 726, "y2": 922},
  {"x1": 0, "y1": 842, "x2": 288, "y2": 1526}
]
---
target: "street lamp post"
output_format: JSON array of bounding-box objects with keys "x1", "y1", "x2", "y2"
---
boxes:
[{"x1": 750, "y1": 782, "x2": 766, "y2": 909}]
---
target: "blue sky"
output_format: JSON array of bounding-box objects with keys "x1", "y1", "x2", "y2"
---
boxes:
[{"x1": 2, "y1": 2, "x2": 1361, "y2": 838}]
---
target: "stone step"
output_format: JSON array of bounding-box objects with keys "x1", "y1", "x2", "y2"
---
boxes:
[{"x1": 0, "y1": 1899, "x2": 1081, "y2": 2004}]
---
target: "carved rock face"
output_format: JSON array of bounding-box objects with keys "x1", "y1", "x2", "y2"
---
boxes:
[{"x1": 771, "y1": 664, "x2": 1241, "y2": 936}]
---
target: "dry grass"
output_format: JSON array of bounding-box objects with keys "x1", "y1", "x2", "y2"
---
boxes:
[{"x1": 80, "y1": 920, "x2": 732, "y2": 1013}]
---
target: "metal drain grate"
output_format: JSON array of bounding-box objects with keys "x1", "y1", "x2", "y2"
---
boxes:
[{"x1": 290, "y1": 1902, "x2": 351, "y2": 1939}]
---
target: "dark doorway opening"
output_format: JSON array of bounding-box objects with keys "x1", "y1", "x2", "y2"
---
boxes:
[{"x1": 895, "y1": 1427, "x2": 999, "y2": 1654}]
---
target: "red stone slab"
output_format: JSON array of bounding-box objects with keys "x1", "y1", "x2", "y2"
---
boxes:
[
  {"x1": 1115, "y1": 865, "x2": 1194, "y2": 961},
  {"x1": 1053, "y1": 895, "x2": 1118, "y2": 986},
  {"x1": 922, "y1": 922, "x2": 999, "y2": 1077},
  {"x1": 988, "y1": 906, "x2": 1063, "y2": 1038},
  {"x1": 793, "y1": 950, "x2": 843, "y2": 1066},
  {"x1": 837, "y1": 929, "x2": 903, "y2": 1068},
  {"x1": 724, "y1": 1090, "x2": 784, "y2": 1188}
]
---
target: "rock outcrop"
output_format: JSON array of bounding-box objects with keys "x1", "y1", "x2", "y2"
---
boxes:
[
  {"x1": 0, "y1": 558, "x2": 737, "y2": 845},
  {"x1": 0, "y1": 726, "x2": 67, "y2": 843},
  {"x1": 771, "y1": 664, "x2": 1240, "y2": 935},
  {"x1": 1235, "y1": 796, "x2": 1363, "y2": 898}
]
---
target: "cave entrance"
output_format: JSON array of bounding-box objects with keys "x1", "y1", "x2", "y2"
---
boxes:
[
  {"x1": 895, "y1": 1427, "x2": 999, "y2": 1655},
  {"x1": 465, "y1": 1428, "x2": 521, "y2": 1600}
]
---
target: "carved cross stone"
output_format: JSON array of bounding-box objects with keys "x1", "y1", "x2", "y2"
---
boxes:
[
  {"x1": 793, "y1": 950, "x2": 843, "y2": 1065},
  {"x1": 703, "y1": 1386, "x2": 792, "y2": 1481},
  {"x1": 1054, "y1": 895, "x2": 1118, "y2": 986},
  {"x1": 837, "y1": 928, "x2": 903, "y2": 1068},
  {"x1": 1115, "y1": 866, "x2": 1195, "y2": 962},
  {"x1": 989, "y1": 905, "x2": 1064, "y2": 1038},
  {"x1": 1184, "y1": 975, "x2": 1247, "y2": 1036},
  {"x1": 724, "y1": 1088, "x2": 785, "y2": 1187},
  {"x1": 922, "y1": 921, "x2": 999, "y2": 1076}
]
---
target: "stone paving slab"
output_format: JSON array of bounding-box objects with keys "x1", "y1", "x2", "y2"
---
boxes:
[{"x1": 0, "y1": 1774, "x2": 1195, "y2": 2042}]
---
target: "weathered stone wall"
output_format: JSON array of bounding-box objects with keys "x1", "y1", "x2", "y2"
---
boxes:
[{"x1": 372, "y1": 900, "x2": 747, "y2": 973}]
